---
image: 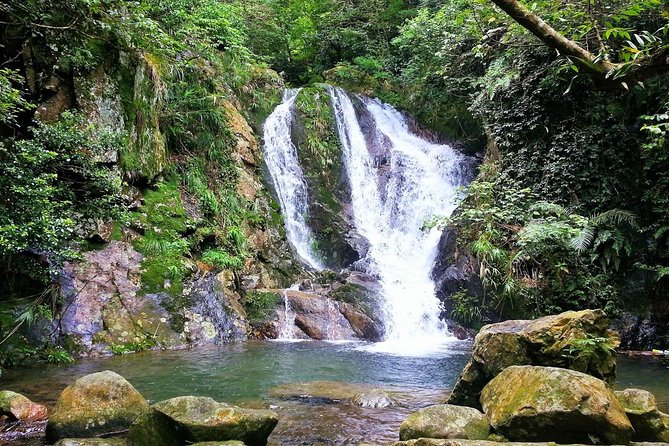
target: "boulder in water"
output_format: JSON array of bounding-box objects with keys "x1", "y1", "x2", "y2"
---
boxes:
[
  {"x1": 46, "y1": 370, "x2": 150, "y2": 442},
  {"x1": 352, "y1": 389, "x2": 397, "y2": 408},
  {"x1": 127, "y1": 396, "x2": 277, "y2": 446},
  {"x1": 0, "y1": 390, "x2": 48, "y2": 422},
  {"x1": 616, "y1": 388, "x2": 669, "y2": 442},
  {"x1": 399, "y1": 404, "x2": 490, "y2": 441},
  {"x1": 448, "y1": 309, "x2": 617, "y2": 408},
  {"x1": 480, "y1": 365, "x2": 633, "y2": 444}
]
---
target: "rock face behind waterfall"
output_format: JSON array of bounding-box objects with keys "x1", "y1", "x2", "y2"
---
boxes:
[
  {"x1": 447, "y1": 309, "x2": 618, "y2": 408},
  {"x1": 254, "y1": 288, "x2": 383, "y2": 341},
  {"x1": 59, "y1": 242, "x2": 250, "y2": 355}
]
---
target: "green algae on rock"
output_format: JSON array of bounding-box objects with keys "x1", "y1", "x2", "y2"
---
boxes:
[
  {"x1": 480, "y1": 365, "x2": 632, "y2": 445},
  {"x1": 0, "y1": 390, "x2": 48, "y2": 422},
  {"x1": 127, "y1": 396, "x2": 277, "y2": 446},
  {"x1": 399, "y1": 404, "x2": 490, "y2": 441},
  {"x1": 46, "y1": 371, "x2": 150, "y2": 442}
]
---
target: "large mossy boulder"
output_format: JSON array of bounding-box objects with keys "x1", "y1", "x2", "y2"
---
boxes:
[
  {"x1": 399, "y1": 404, "x2": 490, "y2": 441},
  {"x1": 480, "y1": 366, "x2": 633, "y2": 444},
  {"x1": 448, "y1": 309, "x2": 617, "y2": 408},
  {"x1": 0, "y1": 390, "x2": 48, "y2": 422},
  {"x1": 46, "y1": 371, "x2": 150, "y2": 442},
  {"x1": 615, "y1": 388, "x2": 669, "y2": 442},
  {"x1": 127, "y1": 396, "x2": 277, "y2": 446}
]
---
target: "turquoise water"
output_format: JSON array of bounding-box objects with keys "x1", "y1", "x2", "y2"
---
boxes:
[{"x1": 1, "y1": 341, "x2": 668, "y2": 445}]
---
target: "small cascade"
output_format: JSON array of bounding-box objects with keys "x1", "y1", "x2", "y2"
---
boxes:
[
  {"x1": 263, "y1": 89, "x2": 323, "y2": 270},
  {"x1": 328, "y1": 86, "x2": 472, "y2": 354},
  {"x1": 278, "y1": 287, "x2": 298, "y2": 340}
]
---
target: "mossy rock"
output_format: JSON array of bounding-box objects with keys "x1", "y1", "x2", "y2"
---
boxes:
[
  {"x1": 0, "y1": 390, "x2": 48, "y2": 422},
  {"x1": 46, "y1": 371, "x2": 150, "y2": 442},
  {"x1": 480, "y1": 366, "x2": 632, "y2": 444},
  {"x1": 448, "y1": 309, "x2": 618, "y2": 409},
  {"x1": 127, "y1": 396, "x2": 277, "y2": 446},
  {"x1": 399, "y1": 404, "x2": 490, "y2": 441},
  {"x1": 615, "y1": 388, "x2": 669, "y2": 442}
]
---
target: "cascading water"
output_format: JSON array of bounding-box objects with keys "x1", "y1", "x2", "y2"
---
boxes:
[
  {"x1": 264, "y1": 86, "x2": 473, "y2": 352},
  {"x1": 328, "y1": 86, "x2": 471, "y2": 354},
  {"x1": 262, "y1": 89, "x2": 324, "y2": 271}
]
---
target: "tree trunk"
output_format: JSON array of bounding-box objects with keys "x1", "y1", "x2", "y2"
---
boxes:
[{"x1": 489, "y1": 0, "x2": 668, "y2": 87}]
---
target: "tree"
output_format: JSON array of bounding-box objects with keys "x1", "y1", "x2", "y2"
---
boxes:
[{"x1": 489, "y1": 0, "x2": 669, "y2": 88}]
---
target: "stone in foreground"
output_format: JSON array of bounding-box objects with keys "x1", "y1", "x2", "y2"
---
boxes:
[
  {"x1": 448, "y1": 309, "x2": 617, "y2": 408},
  {"x1": 127, "y1": 396, "x2": 277, "y2": 446},
  {"x1": 400, "y1": 404, "x2": 490, "y2": 441},
  {"x1": 0, "y1": 390, "x2": 48, "y2": 422},
  {"x1": 46, "y1": 370, "x2": 150, "y2": 442},
  {"x1": 480, "y1": 366, "x2": 632, "y2": 444},
  {"x1": 616, "y1": 388, "x2": 669, "y2": 442},
  {"x1": 392, "y1": 441, "x2": 667, "y2": 446}
]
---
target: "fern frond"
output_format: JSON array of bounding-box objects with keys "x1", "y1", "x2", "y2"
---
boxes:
[
  {"x1": 591, "y1": 209, "x2": 638, "y2": 229},
  {"x1": 571, "y1": 227, "x2": 596, "y2": 252}
]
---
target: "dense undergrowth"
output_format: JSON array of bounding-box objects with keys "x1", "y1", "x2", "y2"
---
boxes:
[
  {"x1": 1, "y1": 0, "x2": 668, "y2": 363},
  {"x1": 233, "y1": 0, "x2": 669, "y2": 331}
]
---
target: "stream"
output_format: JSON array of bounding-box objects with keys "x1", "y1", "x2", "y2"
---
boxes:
[{"x1": 2, "y1": 342, "x2": 668, "y2": 445}]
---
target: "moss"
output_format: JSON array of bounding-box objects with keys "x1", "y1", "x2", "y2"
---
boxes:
[
  {"x1": 329, "y1": 282, "x2": 377, "y2": 320},
  {"x1": 118, "y1": 53, "x2": 167, "y2": 181},
  {"x1": 131, "y1": 180, "x2": 192, "y2": 301},
  {"x1": 292, "y1": 86, "x2": 356, "y2": 268},
  {"x1": 243, "y1": 290, "x2": 280, "y2": 322}
]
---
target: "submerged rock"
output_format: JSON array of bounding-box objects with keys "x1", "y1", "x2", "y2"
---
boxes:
[
  {"x1": 480, "y1": 366, "x2": 633, "y2": 444},
  {"x1": 448, "y1": 309, "x2": 617, "y2": 408},
  {"x1": 616, "y1": 388, "x2": 669, "y2": 442},
  {"x1": 352, "y1": 389, "x2": 397, "y2": 408},
  {"x1": 399, "y1": 404, "x2": 490, "y2": 441},
  {"x1": 46, "y1": 371, "x2": 150, "y2": 442},
  {"x1": 0, "y1": 390, "x2": 48, "y2": 422},
  {"x1": 127, "y1": 396, "x2": 277, "y2": 446}
]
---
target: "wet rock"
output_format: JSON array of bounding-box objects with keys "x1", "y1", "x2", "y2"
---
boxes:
[
  {"x1": 46, "y1": 370, "x2": 150, "y2": 442},
  {"x1": 182, "y1": 272, "x2": 249, "y2": 344},
  {"x1": 351, "y1": 389, "x2": 397, "y2": 408},
  {"x1": 448, "y1": 309, "x2": 618, "y2": 408},
  {"x1": 0, "y1": 390, "x2": 48, "y2": 422},
  {"x1": 53, "y1": 439, "x2": 127, "y2": 446},
  {"x1": 616, "y1": 388, "x2": 669, "y2": 442},
  {"x1": 59, "y1": 241, "x2": 184, "y2": 354},
  {"x1": 399, "y1": 405, "x2": 490, "y2": 441},
  {"x1": 338, "y1": 301, "x2": 382, "y2": 341},
  {"x1": 127, "y1": 396, "x2": 277, "y2": 446},
  {"x1": 280, "y1": 290, "x2": 358, "y2": 340},
  {"x1": 480, "y1": 366, "x2": 633, "y2": 444}
]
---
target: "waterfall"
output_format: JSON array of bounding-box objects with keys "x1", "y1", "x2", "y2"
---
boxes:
[
  {"x1": 264, "y1": 86, "x2": 472, "y2": 353},
  {"x1": 263, "y1": 89, "x2": 324, "y2": 270},
  {"x1": 328, "y1": 87, "x2": 470, "y2": 354}
]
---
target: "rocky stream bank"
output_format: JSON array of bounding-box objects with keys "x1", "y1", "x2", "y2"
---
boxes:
[{"x1": 1, "y1": 309, "x2": 668, "y2": 445}]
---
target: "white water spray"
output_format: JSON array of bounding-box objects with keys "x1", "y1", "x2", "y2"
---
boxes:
[
  {"x1": 328, "y1": 87, "x2": 470, "y2": 354},
  {"x1": 263, "y1": 90, "x2": 324, "y2": 270}
]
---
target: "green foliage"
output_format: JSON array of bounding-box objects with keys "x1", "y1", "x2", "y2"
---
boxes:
[
  {"x1": 201, "y1": 249, "x2": 243, "y2": 270},
  {"x1": 0, "y1": 69, "x2": 33, "y2": 126},
  {"x1": 448, "y1": 173, "x2": 629, "y2": 320},
  {"x1": 243, "y1": 290, "x2": 279, "y2": 322},
  {"x1": 109, "y1": 338, "x2": 155, "y2": 355}
]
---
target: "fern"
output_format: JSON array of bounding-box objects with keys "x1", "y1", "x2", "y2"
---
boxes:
[{"x1": 591, "y1": 209, "x2": 638, "y2": 229}]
